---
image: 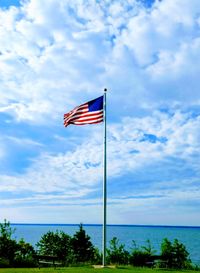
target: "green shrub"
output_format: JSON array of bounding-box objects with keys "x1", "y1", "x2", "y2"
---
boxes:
[
  {"x1": 161, "y1": 238, "x2": 192, "y2": 269},
  {"x1": 36, "y1": 224, "x2": 98, "y2": 265},
  {"x1": 0, "y1": 220, "x2": 19, "y2": 265},
  {"x1": 129, "y1": 249, "x2": 150, "y2": 266},
  {"x1": 0, "y1": 219, "x2": 195, "y2": 269},
  {"x1": 129, "y1": 240, "x2": 155, "y2": 267},
  {"x1": 0, "y1": 257, "x2": 10, "y2": 268},
  {"x1": 71, "y1": 224, "x2": 97, "y2": 264},
  {"x1": 107, "y1": 237, "x2": 129, "y2": 265},
  {"x1": 0, "y1": 220, "x2": 37, "y2": 267},
  {"x1": 13, "y1": 256, "x2": 37, "y2": 268},
  {"x1": 36, "y1": 230, "x2": 73, "y2": 264},
  {"x1": 93, "y1": 247, "x2": 102, "y2": 264},
  {"x1": 13, "y1": 239, "x2": 36, "y2": 267}
]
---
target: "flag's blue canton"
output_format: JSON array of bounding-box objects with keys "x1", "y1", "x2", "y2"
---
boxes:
[{"x1": 88, "y1": 96, "x2": 103, "y2": 112}]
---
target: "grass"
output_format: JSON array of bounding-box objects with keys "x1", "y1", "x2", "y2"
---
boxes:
[{"x1": 0, "y1": 267, "x2": 198, "y2": 273}]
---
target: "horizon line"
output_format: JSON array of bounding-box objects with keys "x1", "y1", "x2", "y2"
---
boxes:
[{"x1": 9, "y1": 223, "x2": 200, "y2": 228}]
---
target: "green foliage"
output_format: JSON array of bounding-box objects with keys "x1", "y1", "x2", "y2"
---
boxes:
[
  {"x1": 129, "y1": 250, "x2": 149, "y2": 266},
  {"x1": 129, "y1": 240, "x2": 155, "y2": 267},
  {"x1": 17, "y1": 239, "x2": 35, "y2": 258},
  {"x1": 141, "y1": 239, "x2": 156, "y2": 256},
  {"x1": 0, "y1": 257, "x2": 10, "y2": 268},
  {"x1": 161, "y1": 238, "x2": 192, "y2": 269},
  {"x1": 0, "y1": 220, "x2": 18, "y2": 265},
  {"x1": 13, "y1": 239, "x2": 36, "y2": 267},
  {"x1": 0, "y1": 220, "x2": 36, "y2": 267},
  {"x1": 0, "y1": 219, "x2": 196, "y2": 269},
  {"x1": 107, "y1": 237, "x2": 129, "y2": 265},
  {"x1": 36, "y1": 230, "x2": 72, "y2": 264},
  {"x1": 71, "y1": 224, "x2": 97, "y2": 263},
  {"x1": 93, "y1": 247, "x2": 102, "y2": 264},
  {"x1": 36, "y1": 224, "x2": 99, "y2": 265},
  {"x1": 0, "y1": 220, "x2": 16, "y2": 240}
]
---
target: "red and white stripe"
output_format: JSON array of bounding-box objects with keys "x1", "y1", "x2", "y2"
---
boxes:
[{"x1": 64, "y1": 103, "x2": 103, "y2": 127}]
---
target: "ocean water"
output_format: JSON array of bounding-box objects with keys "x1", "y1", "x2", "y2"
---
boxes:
[{"x1": 11, "y1": 224, "x2": 200, "y2": 265}]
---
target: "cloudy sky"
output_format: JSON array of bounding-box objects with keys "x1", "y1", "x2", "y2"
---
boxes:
[{"x1": 1, "y1": 0, "x2": 200, "y2": 226}]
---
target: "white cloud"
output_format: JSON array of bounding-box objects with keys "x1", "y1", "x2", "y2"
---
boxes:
[
  {"x1": 1, "y1": 0, "x2": 200, "y2": 224},
  {"x1": 6, "y1": 135, "x2": 43, "y2": 147},
  {"x1": 1, "y1": 0, "x2": 199, "y2": 124},
  {"x1": 120, "y1": 0, "x2": 200, "y2": 65},
  {"x1": 1, "y1": 109, "x2": 200, "y2": 212}
]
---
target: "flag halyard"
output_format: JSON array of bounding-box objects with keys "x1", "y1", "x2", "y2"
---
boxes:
[{"x1": 63, "y1": 96, "x2": 103, "y2": 127}]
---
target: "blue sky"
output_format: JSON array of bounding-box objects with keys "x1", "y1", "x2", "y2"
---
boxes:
[
  {"x1": 1, "y1": 0, "x2": 200, "y2": 226},
  {"x1": 0, "y1": 0, "x2": 21, "y2": 8}
]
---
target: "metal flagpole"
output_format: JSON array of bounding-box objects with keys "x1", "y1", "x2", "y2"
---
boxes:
[{"x1": 102, "y1": 88, "x2": 107, "y2": 267}]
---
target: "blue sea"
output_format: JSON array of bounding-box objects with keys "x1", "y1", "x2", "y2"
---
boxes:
[{"x1": 11, "y1": 224, "x2": 200, "y2": 265}]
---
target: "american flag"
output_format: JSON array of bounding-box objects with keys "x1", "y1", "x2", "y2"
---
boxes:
[{"x1": 64, "y1": 96, "x2": 103, "y2": 127}]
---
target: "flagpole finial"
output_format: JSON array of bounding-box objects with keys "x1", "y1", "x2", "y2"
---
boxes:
[{"x1": 104, "y1": 88, "x2": 107, "y2": 92}]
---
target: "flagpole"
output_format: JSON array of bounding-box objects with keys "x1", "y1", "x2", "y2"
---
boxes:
[{"x1": 102, "y1": 88, "x2": 107, "y2": 267}]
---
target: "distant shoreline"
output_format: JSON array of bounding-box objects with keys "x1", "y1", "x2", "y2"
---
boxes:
[{"x1": 10, "y1": 223, "x2": 200, "y2": 229}]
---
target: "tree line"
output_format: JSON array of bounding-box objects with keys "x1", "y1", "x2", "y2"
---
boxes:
[{"x1": 0, "y1": 219, "x2": 197, "y2": 269}]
